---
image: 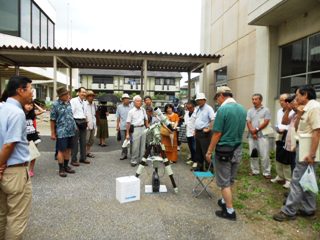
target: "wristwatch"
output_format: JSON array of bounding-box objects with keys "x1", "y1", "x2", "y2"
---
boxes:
[{"x1": 256, "y1": 127, "x2": 260, "y2": 132}]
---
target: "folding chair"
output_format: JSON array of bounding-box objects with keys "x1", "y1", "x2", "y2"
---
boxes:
[{"x1": 192, "y1": 160, "x2": 215, "y2": 198}]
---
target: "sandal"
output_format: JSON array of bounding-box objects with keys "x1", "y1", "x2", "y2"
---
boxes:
[{"x1": 87, "y1": 153, "x2": 95, "y2": 158}]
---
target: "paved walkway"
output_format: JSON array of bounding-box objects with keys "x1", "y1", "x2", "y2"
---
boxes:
[
  {"x1": 24, "y1": 148, "x2": 256, "y2": 239},
  {"x1": 24, "y1": 115, "x2": 256, "y2": 239}
]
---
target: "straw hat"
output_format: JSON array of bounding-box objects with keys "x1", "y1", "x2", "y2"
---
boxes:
[
  {"x1": 195, "y1": 92, "x2": 207, "y2": 101},
  {"x1": 86, "y1": 90, "x2": 96, "y2": 96}
]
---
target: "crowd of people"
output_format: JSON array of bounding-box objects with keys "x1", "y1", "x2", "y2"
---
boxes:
[{"x1": 0, "y1": 75, "x2": 319, "y2": 238}]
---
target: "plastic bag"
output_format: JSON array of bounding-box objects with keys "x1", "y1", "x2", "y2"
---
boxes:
[{"x1": 299, "y1": 165, "x2": 319, "y2": 194}]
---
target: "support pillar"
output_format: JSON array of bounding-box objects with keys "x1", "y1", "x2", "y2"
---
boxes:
[
  {"x1": 187, "y1": 71, "x2": 191, "y2": 100},
  {"x1": 69, "y1": 67, "x2": 72, "y2": 92},
  {"x1": 141, "y1": 59, "x2": 147, "y2": 97},
  {"x1": 15, "y1": 66, "x2": 20, "y2": 76},
  {"x1": 53, "y1": 56, "x2": 57, "y2": 100}
]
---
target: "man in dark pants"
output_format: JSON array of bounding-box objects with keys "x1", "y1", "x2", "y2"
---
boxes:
[
  {"x1": 185, "y1": 101, "x2": 196, "y2": 166},
  {"x1": 194, "y1": 93, "x2": 215, "y2": 171},
  {"x1": 70, "y1": 87, "x2": 90, "y2": 166}
]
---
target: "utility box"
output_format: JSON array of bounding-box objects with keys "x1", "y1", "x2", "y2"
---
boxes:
[{"x1": 116, "y1": 176, "x2": 140, "y2": 203}]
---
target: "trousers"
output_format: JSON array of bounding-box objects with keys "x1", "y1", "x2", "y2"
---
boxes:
[
  {"x1": 0, "y1": 166, "x2": 32, "y2": 240},
  {"x1": 72, "y1": 128, "x2": 87, "y2": 162},
  {"x1": 248, "y1": 137, "x2": 271, "y2": 176},
  {"x1": 130, "y1": 126, "x2": 146, "y2": 164},
  {"x1": 282, "y1": 146, "x2": 318, "y2": 216}
]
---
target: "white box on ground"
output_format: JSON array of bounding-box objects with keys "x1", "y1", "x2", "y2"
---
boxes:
[{"x1": 116, "y1": 176, "x2": 140, "y2": 203}]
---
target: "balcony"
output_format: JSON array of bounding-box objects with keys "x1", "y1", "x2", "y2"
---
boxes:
[
  {"x1": 91, "y1": 83, "x2": 114, "y2": 90},
  {"x1": 248, "y1": 0, "x2": 320, "y2": 26},
  {"x1": 154, "y1": 85, "x2": 178, "y2": 91}
]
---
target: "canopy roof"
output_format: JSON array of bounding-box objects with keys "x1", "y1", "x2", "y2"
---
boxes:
[{"x1": 0, "y1": 45, "x2": 221, "y2": 73}]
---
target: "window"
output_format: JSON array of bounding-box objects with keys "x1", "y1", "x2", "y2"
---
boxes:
[
  {"x1": 20, "y1": 0, "x2": 31, "y2": 42},
  {"x1": 93, "y1": 76, "x2": 113, "y2": 84},
  {"x1": 155, "y1": 78, "x2": 161, "y2": 85},
  {"x1": 215, "y1": 67, "x2": 227, "y2": 87},
  {"x1": 48, "y1": 20, "x2": 54, "y2": 47},
  {"x1": 40, "y1": 13, "x2": 47, "y2": 47},
  {"x1": 280, "y1": 32, "x2": 320, "y2": 93},
  {"x1": 0, "y1": 0, "x2": 19, "y2": 36},
  {"x1": 32, "y1": 3, "x2": 40, "y2": 46}
]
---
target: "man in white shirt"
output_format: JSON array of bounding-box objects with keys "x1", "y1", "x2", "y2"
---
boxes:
[
  {"x1": 126, "y1": 95, "x2": 149, "y2": 167},
  {"x1": 184, "y1": 101, "x2": 196, "y2": 166},
  {"x1": 85, "y1": 90, "x2": 97, "y2": 159},
  {"x1": 70, "y1": 87, "x2": 90, "y2": 166}
]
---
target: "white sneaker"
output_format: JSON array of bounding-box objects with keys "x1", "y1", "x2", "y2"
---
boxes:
[
  {"x1": 270, "y1": 176, "x2": 283, "y2": 183},
  {"x1": 192, "y1": 162, "x2": 197, "y2": 169},
  {"x1": 186, "y1": 160, "x2": 193, "y2": 165},
  {"x1": 177, "y1": 146, "x2": 180, "y2": 151},
  {"x1": 283, "y1": 181, "x2": 291, "y2": 189}
]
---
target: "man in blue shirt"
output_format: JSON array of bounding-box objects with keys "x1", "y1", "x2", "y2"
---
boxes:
[
  {"x1": 194, "y1": 93, "x2": 215, "y2": 171},
  {"x1": 0, "y1": 76, "x2": 33, "y2": 239},
  {"x1": 50, "y1": 87, "x2": 77, "y2": 177}
]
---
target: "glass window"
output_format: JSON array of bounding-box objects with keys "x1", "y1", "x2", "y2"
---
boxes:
[
  {"x1": 0, "y1": 0, "x2": 19, "y2": 36},
  {"x1": 308, "y1": 72, "x2": 320, "y2": 90},
  {"x1": 93, "y1": 76, "x2": 113, "y2": 84},
  {"x1": 281, "y1": 38, "x2": 307, "y2": 77},
  {"x1": 155, "y1": 78, "x2": 161, "y2": 85},
  {"x1": 280, "y1": 75, "x2": 307, "y2": 93},
  {"x1": 215, "y1": 67, "x2": 227, "y2": 87},
  {"x1": 40, "y1": 13, "x2": 47, "y2": 47},
  {"x1": 309, "y1": 34, "x2": 320, "y2": 72},
  {"x1": 32, "y1": 3, "x2": 40, "y2": 46},
  {"x1": 20, "y1": 0, "x2": 31, "y2": 42},
  {"x1": 48, "y1": 20, "x2": 54, "y2": 47}
]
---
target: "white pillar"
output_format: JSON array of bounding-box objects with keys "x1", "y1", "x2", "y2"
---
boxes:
[
  {"x1": 187, "y1": 71, "x2": 191, "y2": 100},
  {"x1": 143, "y1": 59, "x2": 147, "y2": 97},
  {"x1": 200, "y1": 63, "x2": 207, "y2": 93},
  {"x1": 53, "y1": 56, "x2": 57, "y2": 100},
  {"x1": 15, "y1": 66, "x2": 20, "y2": 75},
  {"x1": 69, "y1": 67, "x2": 72, "y2": 91}
]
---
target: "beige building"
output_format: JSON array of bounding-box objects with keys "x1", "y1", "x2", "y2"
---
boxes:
[
  {"x1": 80, "y1": 69, "x2": 182, "y2": 106},
  {"x1": 200, "y1": 0, "x2": 320, "y2": 118}
]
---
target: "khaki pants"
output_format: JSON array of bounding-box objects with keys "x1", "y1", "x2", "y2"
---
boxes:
[
  {"x1": 0, "y1": 166, "x2": 32, "y2": 240},
  {"x1": 275, "y1": 161, "x2": 292, "y2": 181}
]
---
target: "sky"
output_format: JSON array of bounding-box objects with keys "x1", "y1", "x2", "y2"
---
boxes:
[{"x1": 50, "y1": 0, "x2": 202, "y2": 54}]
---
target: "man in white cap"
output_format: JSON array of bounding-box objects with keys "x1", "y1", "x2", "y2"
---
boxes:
[
  {"x1": 116, "y1": 93, "x2": 132, "y2": 160},
  {"x1": 194, "y1": 92, "x2": 215, "y2": 171}
]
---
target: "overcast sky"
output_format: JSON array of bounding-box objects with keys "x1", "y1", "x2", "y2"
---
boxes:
[{"x1": 50, "y1": 0, "x2": 201, "y2": 54}]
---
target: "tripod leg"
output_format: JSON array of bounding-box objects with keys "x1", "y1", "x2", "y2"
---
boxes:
[
  {"x1": 162, "y1": 153, "x2": 178, "y2": 193},
  {"x1": 136, "y1": 145, "x2": 152, "y2": 177}
]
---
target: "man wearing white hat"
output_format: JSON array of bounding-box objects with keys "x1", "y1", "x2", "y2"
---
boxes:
[
  {"x1": 194, "y1": 92, "x2": 215, "y2": 171},
  {"x1": 116, "y1": 93, "x2": 132, "y2": 160}
]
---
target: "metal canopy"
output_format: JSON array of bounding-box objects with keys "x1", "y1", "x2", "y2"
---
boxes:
[{"x1": 0, "y1": 45, "x2": 221, "y2": 73}]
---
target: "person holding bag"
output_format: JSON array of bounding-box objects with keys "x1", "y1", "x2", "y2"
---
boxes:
[
  {"x1": 206, "y1": 86, "x2": 246, "y2": 221},
  {"x1": 273, "y1": 85, "x2": 320, "y2": 222}
]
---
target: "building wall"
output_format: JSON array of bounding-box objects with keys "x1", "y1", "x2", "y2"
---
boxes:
[
  {"x1": 201, "y1": 0, "x2": 320, "y2": 120},
  {"x1": 201, "y1": 0, "x2": 256, "y2": 108}
]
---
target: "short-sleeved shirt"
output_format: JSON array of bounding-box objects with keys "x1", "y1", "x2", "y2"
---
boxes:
[
  {"x1": 184, "y1": 110, "x2": 196, "y2": 137},
  {"x1": 126, "y1": 107, "x2": 148, "y2": 126},
  {"x1": 116, "y1": 103, "x2": 132, "y2": 130},
  {"x1": 0, "y1": 98, "x2": 30, "y2": 166},
  {"x1": 50, "y1": 99, "x2": 77, "y2": 138},
  {"x1": 70, "y1": 97, "x2": 86, "y2": 119},
  {"x1": 213, "y1": 98, "x2": 247, "y2": 147},
  {"x1": 85, "y1": 102, "x2": 97, "y2": 130},
  {"x1": 246, "y1": 106, "x2": 271, "y2": 138},
  {"x1": 297, "y1": 99, "x2": 320, "y2": 135},
  {"x1": 194, "y1": 104, "x2": 215, "y2": 130}
]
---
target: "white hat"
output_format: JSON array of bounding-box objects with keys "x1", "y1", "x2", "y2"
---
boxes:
[
  {"x1": 195, "y1": 92, "x2": 207, "y2": 101},
  {"x1": 121, "y1": 93, "x2": 130, "y2": 99}
]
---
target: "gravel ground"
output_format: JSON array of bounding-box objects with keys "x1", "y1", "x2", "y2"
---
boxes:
[{"x1": 23, "y1": 147, "x2": 257, "y2": 240}]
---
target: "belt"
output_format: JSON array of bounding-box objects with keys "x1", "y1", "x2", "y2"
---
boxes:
[
  {"x1": 74, "y1": 118, "x2": 86, "y2": 120},
  {"x1": 134, "y1": 125, "x2": 144, "y2": 128},
  {"x1": 7, "y1": 162, "x2": 29, "y2": 168}
]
